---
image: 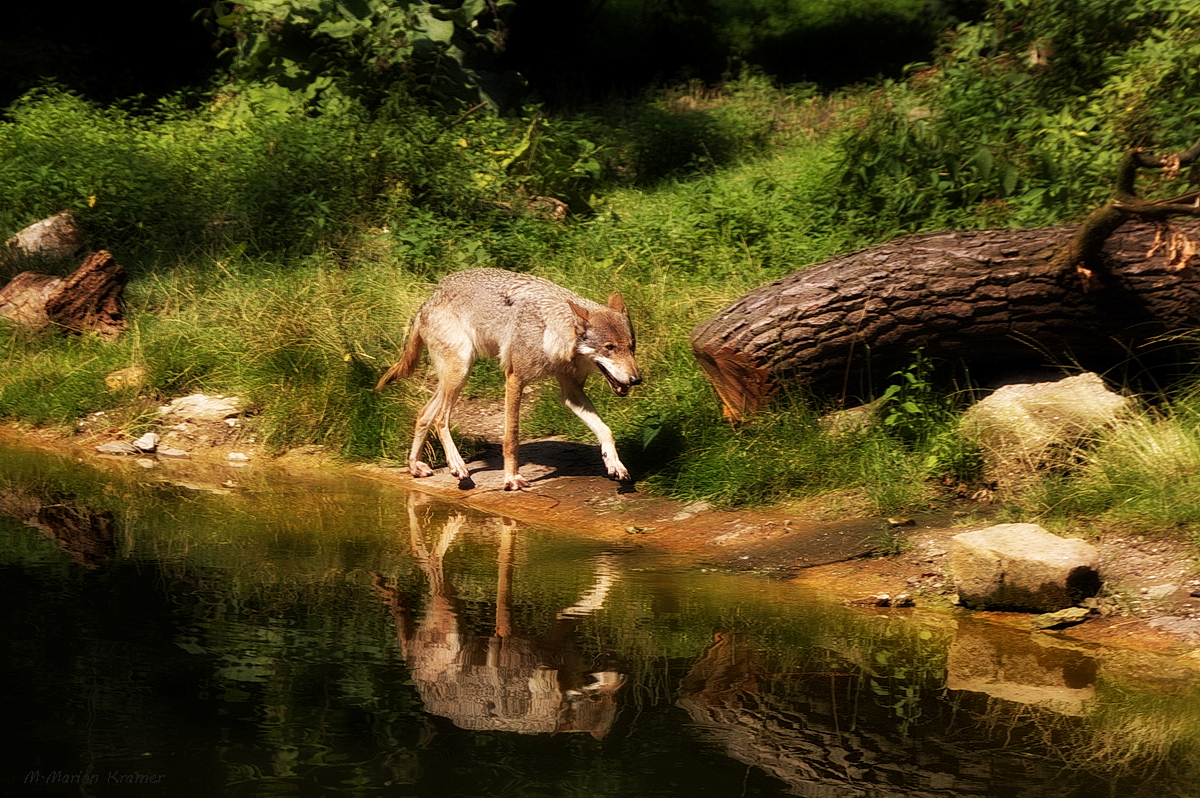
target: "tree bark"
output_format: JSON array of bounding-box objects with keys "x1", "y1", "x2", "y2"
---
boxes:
[
  {"x1": 691, "y1": 218, "x2": 1200, "y2": 420},
  {"x1": 0, "y1": 250, "x2": 128, "y2": 339}
]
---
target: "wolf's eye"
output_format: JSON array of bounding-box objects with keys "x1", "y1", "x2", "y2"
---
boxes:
[{"x1": 605, "y1": 343, "x2": 616, "y2": 351}]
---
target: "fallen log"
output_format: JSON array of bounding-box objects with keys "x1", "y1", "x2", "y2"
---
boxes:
[
  {"x1": 692, "y1": 141, "x2": 1200, "y2": 420},
  {"x1": 0, "y1": 250, "x2": 128, "y2": 339}
]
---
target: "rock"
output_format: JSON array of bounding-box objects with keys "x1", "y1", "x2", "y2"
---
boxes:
[
  {"x1": 132, "y1": 432, "x2": 160, "y2": 453},
  {"x1": 949, "y1": 523, "x2": 1101, "y2": 612},
  {"x1": 1030, "y1": 606, "x2": 1092, "y2": 629},
  {"x1": 4, "y1": 210, "x2": 84, "y2": 263},
  {"x1": 159, "y1": 394, "x2": 242, "y2": 423},
  {"x1": 961, "y1": 373, "x2": 1131, "y2": 494},
  {"x1": 96, "y1": 441, "x2": 139, "y2": 456},
  {"x1": 1147, "y1": 617, "x2": 1200, "y2": 641},
  {"x1": 819, "y1": 399, "x2": 880, "y2": 435},
  {"x1": 227, "y1": 452, "x2": 250, "y2": 463},
  {"x1": 157, "y1": 448, "x2": 191, "y2": 459}
]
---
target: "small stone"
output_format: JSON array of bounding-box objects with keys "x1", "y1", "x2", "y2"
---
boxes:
[
  {"x1": 159, "y1": 394, "x2": 242, "y2": 423},
  {"x1": 1145, "y1": 584, "x2": 1178, "y2": 600},
  {"x1": 136, "y1": 458, "x2": 156, "y2": 469},
  {"x1": 104, "y1": 365, "x2": 147, "y2": 391},
  {"x1": 227, "y1": 452, "x2": 250, "y2": 462},
  {"x1": 96, "y1": 441, "x2": 139, "y2": 456},
  {"x1": 132, "y1": 432, "x2": 160, "y2": 452},
  {"x1": 157, "y1": 448, "x2": 191, "y2": 459}
]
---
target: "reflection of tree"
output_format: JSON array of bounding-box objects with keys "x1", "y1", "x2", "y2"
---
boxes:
[
  {"x1": 372, "y1": 494, "x2": 625, "y2": 738},
  {"x1": 0, "y1": 486, "x2": 115, "y2": 568},
  {"x1": 676, "y1": 632, "x2": 1070, "y2": 798}
]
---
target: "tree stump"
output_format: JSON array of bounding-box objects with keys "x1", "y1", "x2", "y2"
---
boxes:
[
  {"x1": 0, "y1": 250, "x2": 128, "y2": 339},
  {"x1": 690, "y1": 218, "x2": 1200, "y2": 419}
]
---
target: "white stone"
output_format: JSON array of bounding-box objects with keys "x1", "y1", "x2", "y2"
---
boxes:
[
  {"x1": 159, "y1": 394, "x2": 243, "y2": 423},
  {"x1": 132, "y1": 432, "x2": 160, "y2": 452},
  {"x1": 962, "y1": 373, "x2": 1130, "y2": 493},
  {"x1": 950, "y1": 523, "x2": 1101, "y2": 612}
]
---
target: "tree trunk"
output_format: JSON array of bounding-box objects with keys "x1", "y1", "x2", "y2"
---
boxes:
[
  {"x1": 0, "y1": 250, "x2": 128, "y2": 339},
  {"x1": 690, "y1": 218, "x2": 1200, "y2": 420}
]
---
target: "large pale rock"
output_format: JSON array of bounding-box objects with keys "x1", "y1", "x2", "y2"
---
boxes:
[
  {"x1": 962, "y1": 372, "x2": 1130, "y2": 493},
  {"x1": 4, "y1": 210, "x2": 84, "y2": 262},
  {"x1": 950, "y1": 523, "x2": 1101, "y2": 612},
  {"x1": 159, "y1": 394, "x2": 242, "y2": 423}
]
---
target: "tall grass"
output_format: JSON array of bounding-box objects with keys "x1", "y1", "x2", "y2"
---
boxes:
[{"x1": 1013, "y1": 393, "x2": 1200, "y2": 539}]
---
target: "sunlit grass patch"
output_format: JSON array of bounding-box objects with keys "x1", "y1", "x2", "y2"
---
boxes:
[{"x1": 1016, "y1": 407, "x2": 1200, "y2": 536}]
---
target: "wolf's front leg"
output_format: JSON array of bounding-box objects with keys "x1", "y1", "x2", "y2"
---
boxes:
[
  {"x1": 503, "y1": 370, "x2": 531, "y2": 490},
  {"x1": 557, "y1": 375, "x2": 631, "y2": 482}
]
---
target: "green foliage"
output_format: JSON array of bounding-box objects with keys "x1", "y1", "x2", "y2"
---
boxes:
[
  {"x1": 832, "y1": 0, "x2": 1200, "y2": 232},
  {"x1": 206, "y1": 0, "x2": 521, "y2": 110},
  {"x1": 0, "y1": 331, "x2": 130, "y2": 430},
  {"x1": 0, "y1": 86, "x2": 510, "y2": 257},
  {"x1": 875, "y1": 351, "x2": 981, "y2": 483},
  {"x1": 634, "y1": 389, "x2": 941, "y2": 513}
]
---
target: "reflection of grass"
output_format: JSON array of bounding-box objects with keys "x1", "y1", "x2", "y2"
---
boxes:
[
  {"x1": 965, "y1": 664, "x2": 1200, "y2": 791},
  {"x1": 1074, "y1": 685, "x2": 1200, "y2": 780}
]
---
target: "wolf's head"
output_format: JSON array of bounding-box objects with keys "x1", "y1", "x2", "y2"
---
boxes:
[{"x1": 569, "y1": 293, "x2": 642, "y2": 396}]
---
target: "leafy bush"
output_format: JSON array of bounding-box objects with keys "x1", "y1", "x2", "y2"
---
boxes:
[
  {"x1": 0, "y1": 86, "x2": 514, "y2": 257},
  {"x1": 206, "y1": 0, "x2": 521, "y2": 111},
  {"x1": 832, "y1": 0, "x2": 1200, "y2": 232}
]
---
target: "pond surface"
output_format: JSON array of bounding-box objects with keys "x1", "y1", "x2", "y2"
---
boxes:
[{"x1": 3, "y1": 442, "x2": 1200, "y2": 798}]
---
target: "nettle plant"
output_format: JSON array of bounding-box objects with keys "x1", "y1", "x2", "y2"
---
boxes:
[{"x1": 203, "y1": 0, "x2": 522, "y2": 110}]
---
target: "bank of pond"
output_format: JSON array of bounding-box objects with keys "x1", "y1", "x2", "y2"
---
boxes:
[{"x1": 3, "y1": 442, "x2": 1199, "y2": 797}]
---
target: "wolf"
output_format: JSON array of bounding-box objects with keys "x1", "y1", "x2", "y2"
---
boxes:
[{"x1": 375, "y1": 268, "x2": 642, "y2": 491}]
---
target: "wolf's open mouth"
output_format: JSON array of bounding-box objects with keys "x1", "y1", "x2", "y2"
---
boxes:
[{"x1": 596, "y1": 363, "x2": 630, "y2": 396}]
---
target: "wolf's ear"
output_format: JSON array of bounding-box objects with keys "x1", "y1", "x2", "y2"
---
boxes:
[
  {"x1": 607, "y1": 292, "x2": 627, "y2": 314},
  {"x1": 567, "y1": 300, "x2": 591, "y2": 332}
]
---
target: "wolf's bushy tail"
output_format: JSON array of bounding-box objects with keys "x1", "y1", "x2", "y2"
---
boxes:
[{"x1": 375, "y1": 325, "x2": 424, "y2": 391}]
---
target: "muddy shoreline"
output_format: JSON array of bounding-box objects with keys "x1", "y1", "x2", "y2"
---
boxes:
[{"x1": 6, "y1": 423, "x2": 1200, "y2": 661}]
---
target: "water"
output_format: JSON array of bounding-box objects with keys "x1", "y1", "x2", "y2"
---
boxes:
[{"x1": 3, "y1": 442, "x2": 1200, "y2": 797}]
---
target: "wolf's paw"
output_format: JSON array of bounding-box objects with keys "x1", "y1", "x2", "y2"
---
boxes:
[
  {"x1": 608, "y1": 463, "x2": 631, "y2": 482},
  {"x1": 410, "y1": 461, "x2": 435, "y2": 478},
  {"x1": 504, "y1": 473, "x2": 531, "y2": 491}
]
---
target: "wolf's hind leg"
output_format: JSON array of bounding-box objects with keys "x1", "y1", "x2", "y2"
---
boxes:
[
  {"x1": 407, "y1": 390, "x2": 440, "y2": 478},
  {"x1": 432, "y1": 352, "x2": 473, "y2": 480}
]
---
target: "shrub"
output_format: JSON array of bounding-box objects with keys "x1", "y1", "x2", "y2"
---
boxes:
[{"x1": 831, "y1": 0, "x2": 1200, "y2": 232}]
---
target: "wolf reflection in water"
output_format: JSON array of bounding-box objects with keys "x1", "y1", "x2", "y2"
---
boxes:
[{"x1": 372, "y1": 494, "x2": 625, "y2": 737}]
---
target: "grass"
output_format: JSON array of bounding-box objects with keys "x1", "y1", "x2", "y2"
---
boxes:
[{"x1": 2, "y1": 64, "x2": 1200, "y2": 537}]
